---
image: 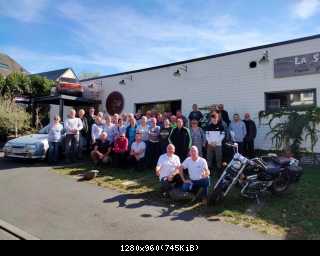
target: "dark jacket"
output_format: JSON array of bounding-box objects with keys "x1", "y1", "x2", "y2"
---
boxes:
[
  {"x1": 220, "y1": 110, "x2": 231, "y2": 127},
  {"x1": 188, "y1": 111, "x2": 203, "y2": 122},
  {"x1": 243, "y1": 119, "x2": 257, "y2": 142},
  {"x1": 80, "y1": 116, "x2": 89, "y2": 137},
  {"x1": 160, "y1": 127, "x2": 172, "y2": 148},
  {"x1": 169, "y1": 127, "x2": 192, "y2": 160}
]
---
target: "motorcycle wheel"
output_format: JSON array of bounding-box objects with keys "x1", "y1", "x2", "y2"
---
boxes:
[
  {"x1": 208, "y1": 187, "x2": 224, "y2": 206},
  {"x1": 271, "y1": 172, "x2": 290, "y2": 196}
]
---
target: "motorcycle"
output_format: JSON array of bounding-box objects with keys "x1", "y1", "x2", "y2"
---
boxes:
[{"x1": 209, "y1": 143, "x2": 303, "y2": 205}]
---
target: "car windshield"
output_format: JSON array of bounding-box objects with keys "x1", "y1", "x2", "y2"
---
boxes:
[{"x1": 38, "y1": 126, "x2": 49, "y2": 134}]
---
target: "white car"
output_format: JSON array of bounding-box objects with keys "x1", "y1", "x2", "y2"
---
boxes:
[{"x1": 3, "y1": 126, "x2": 54, "y2": 160}]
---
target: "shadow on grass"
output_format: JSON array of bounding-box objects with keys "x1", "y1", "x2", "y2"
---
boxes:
[{"x1": 54, "y1": 163, "x2": 320, "y2": 239}]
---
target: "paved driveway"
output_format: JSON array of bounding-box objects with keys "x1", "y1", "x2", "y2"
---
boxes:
[{"x1": 0, "y1": 155, "x2": 280, "y2": 240}]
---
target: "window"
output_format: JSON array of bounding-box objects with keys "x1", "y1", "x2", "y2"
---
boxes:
[
  {"x1": 0, "y1": 63, "x2": 9, "y2": 70},
  {"x1": 265, "y1": 89, "x2": 316, "y2": 111}
]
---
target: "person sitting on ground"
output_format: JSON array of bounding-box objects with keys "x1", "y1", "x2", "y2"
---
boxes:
[
  {"x1": 91, "y1": 132, "x2": 112, "y2": 166},
  {"x1": 180, "y1": 146, "x2": 211, "y2": 205},
  {"x1": 128, "y1": 132, "x2": 147, "y2": 171},
  {"x1": 113, "y1": 132, "x2": 128, "y2": 168},
  {"x1": 156, "y1": 144, "x2": 182, "y2": 195}
]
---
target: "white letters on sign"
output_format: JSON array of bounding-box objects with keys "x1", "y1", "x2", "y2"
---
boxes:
[{"x1": 313, "y1": 53, "x2": 320, "y2": 63}]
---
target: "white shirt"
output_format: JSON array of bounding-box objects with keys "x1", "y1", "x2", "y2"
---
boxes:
[
  {"x1": 65, "y1": 118, "x2": 83, "y2": 135},
  {"x1": 91, "y1": 124, "x2": 104, "y2": 142},
  {"x1": 131, "y1": 141, "x2": 146, "y2": 160},
  {"x1": 182, "y1": 157, "x2": 209, "y2": 181},
  {"x1": 157, "y1": 154, "x2": 181, "y2": 181}
]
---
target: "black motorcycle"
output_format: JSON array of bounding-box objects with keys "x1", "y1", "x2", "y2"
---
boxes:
[{"x1": 209, "y1": 143, "x2": 303, "y2": 205}]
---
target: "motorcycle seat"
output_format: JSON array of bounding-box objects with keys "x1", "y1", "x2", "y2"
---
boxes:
[{"x1": 273, "y1": 157, "x2": 291, "y2": 166}]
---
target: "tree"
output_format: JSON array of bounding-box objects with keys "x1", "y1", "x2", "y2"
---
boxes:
[
  {"x1": 29, "y1": 75, "x2": 55, "y2": 97},
  {"x1": 0, "y1": 97, "x2": 31, "y2": 139},
  {"x1": 259, "y1": 107, "x2": 320, "y2": 158},
  {"x1": 0, "y1": 74, "x2": 5, "y2": 96},
  {"x1": 1, "y1": 72, "x2": 31, "y2": 100}
]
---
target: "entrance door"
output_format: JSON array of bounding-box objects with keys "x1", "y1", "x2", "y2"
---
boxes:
[{"x1": 135, "y1": 100, "x2": 182, "y2": 115}]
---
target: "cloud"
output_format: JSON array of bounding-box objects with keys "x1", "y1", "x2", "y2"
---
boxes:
[
  {"x1": 54, "y1": 0, "x2": 283, "y2": 74},
  {"x1": 0, "y1": 0, "x2": 48, "y2": 23},
  {"x1": 292, "y1": 0, "x2": 320, "y2": 19}
]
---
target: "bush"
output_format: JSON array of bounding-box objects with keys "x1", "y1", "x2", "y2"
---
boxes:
[{"x1": 0, "y1": 97, "x2": 31, "y2": 141}]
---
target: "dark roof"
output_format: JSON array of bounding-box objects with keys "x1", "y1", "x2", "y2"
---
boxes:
[
  {"x1": 81, "y1": 34, "x2": 320, "y2": 82},
  {"x1": 33, "y1": 68, "x2": 78, "y2": 81},
  {"x1": 0, "y1": 52, "x2": 29, "y2": 77},
  {"x1": 33, "y1": 95, "x2": 101, "y2": 106}
]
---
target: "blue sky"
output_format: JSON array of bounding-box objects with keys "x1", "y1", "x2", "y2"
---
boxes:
[{"x1": 0, "y1": 0, "x2": 320, "y2": 76}]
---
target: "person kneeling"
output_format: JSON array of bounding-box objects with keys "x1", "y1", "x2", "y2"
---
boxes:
[
  {"x1": 91, "y1": 132, "x2": 112, "y2": 167},
  {"x1": 113, "y1": 133, "x2": 128, "y2": 168},
  {"x1": 128, "y1": 132, "x2": 146, "y2": 171},
  {"x1": 156, "y1": 144, "x2": 182, "y2": 195},
  {"x1": 180, "y1": 146, "x2": 211, "y2": 205}
]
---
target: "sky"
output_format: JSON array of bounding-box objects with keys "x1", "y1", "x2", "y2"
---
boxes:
[{"x1": 0, "y1": 0, "x2": 320, "y2": 76}]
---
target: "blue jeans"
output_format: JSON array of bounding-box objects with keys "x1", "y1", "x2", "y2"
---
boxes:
[
  {"x1": 182, "y1": 178, "x2": 210, "y2": 199},
  {"x1": 48, "y1": 142, "x2": 60, "y2": 163}
]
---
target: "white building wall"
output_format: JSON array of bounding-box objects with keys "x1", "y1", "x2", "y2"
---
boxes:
[{"x1": 81, "y1": 37, "x2": 320, "y2": 152}]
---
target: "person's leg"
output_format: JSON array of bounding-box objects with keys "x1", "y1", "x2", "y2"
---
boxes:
[
  {"x1": 249, "y1": 140, "x2": 255, "y2": 158},
  {"x1": 53, "y1": 142, "x2": 60, "y2": 162},
  {"x1": 207, "y1": 145, "x2": 214, "y2": 169},
  {"x1": 215, "y1": 146, "x2": 223, "y2": 171},
  {"x1": 48, "y1": 142, "x2": 54, "y2": 163},
  {"x1": 160, "y1": 178, "x2": 173, "y2": 193},
  {"x1": 79, "y1": 135, "x2": 85, "y2": 159},
  {"x1": 65, "y1": 135, "x2": 72, "y2": 162},
  {"x1": 192, "y1": 178, "x2": 210, "y2": 199},
  {"x1": 113, "y1": 153, "x2": 120, "y2": 168},
  {"x1": 91, "y1": 151, "x2": 99, "y2": 166},
  {"x1": 237, "y1": 142, "x2": 244, "y2": 155},
  {"x1": 73, "y1": 134, "x2": 80, "y2": 161},
  {"x1": 172, "y1": 174, "x2": 183, "y2": 188}
]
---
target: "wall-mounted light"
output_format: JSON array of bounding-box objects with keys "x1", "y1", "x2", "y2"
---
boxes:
[
  {"x1": 119, "y1": 75, "x2": 133, "y2": 85},
  {"x1": 259, "y1": 51, "x2": 269, "y2": 64},
  {"x1": 173, "y1": 65, "x2": 188, "y2": 77}
]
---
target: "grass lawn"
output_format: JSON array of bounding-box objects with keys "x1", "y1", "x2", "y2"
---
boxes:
[{"x1": 53, "y1": 164, "x2": 320, "y2": 240}]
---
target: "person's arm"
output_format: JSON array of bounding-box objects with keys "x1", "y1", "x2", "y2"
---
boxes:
[
  {"x1": 155, "y1": 165, "x2": 161, "y2": 177},
  {"x1": 253, "y1": 121, "x2": 257, "y2": 139},
  {"x1": 242, "y1": 122, "x2": 247, "y2": 140},
  {"x1": 186, "y1": 128, "x2": 192, "y2": 149},
  {"x1": 77, "y1": 118, "x2": 84, "y2": 132},
  {"x1": 91, "y1": 125, "x2": 97, "y2": 143},
  {"x1": 179, "y1": 161, "x2": 191, "y2": 184},
  {"x1": 202, "y1": 160, "x2": 211, "y2": 178}
]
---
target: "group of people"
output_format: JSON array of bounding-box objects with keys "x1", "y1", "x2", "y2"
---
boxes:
[{"x1": 47, "y1": 104, "x2": 257, "y2": 204}]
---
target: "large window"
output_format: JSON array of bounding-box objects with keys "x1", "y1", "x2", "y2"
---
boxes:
[
  {"x1": 265, "y1": 89, "x2": 317, "y2": 111},
  {"x1": 135, "y1": 100, "x2": 182, "y2": 115}
]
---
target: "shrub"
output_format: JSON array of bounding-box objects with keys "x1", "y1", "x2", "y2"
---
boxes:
[{"x1": 0, "y1": 97, "x2": 31, "y2": 140}]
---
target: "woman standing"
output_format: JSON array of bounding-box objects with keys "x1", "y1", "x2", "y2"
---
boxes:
[
  {"x1": 48, "y1": 115, "x2": 64, "y2": 164},
  {"x1": 137, "y1": 116, "x2": 150, "y2": 142},
  {"x1": 126, "y1": 114, "x2": 138, "y2": 148},
  {"x1": 190, "y1": 119, "x2": 206, "y2": 157}
]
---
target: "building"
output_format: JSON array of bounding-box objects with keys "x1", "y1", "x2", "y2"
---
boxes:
[
  {"x1": 0, "y1": 52, "x2": 29, "y2": 77},
  {"x1": 33, "y1": 67, "x2": 78, "y2": 82},
  {"x1": 80, "y1": 34, "x2": 320, "y2": 152}
]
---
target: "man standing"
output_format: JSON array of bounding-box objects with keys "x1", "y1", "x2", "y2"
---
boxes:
[
  {"x1": 65, "y1": 109, "x2": 83, "y2": 163},
  {"x1": 230, "y1": 114, "x2": 247, "y2": 154},
  {"x1": 180, "y1": 146, "x2": 211, "y2": 205},
  {"x1": 78, "y1": 109, "x2": 89, "y2": 158},
  {"x1": 176, "y1": 110, "x2": 188, "y2": 127},
  {"x1": 206, "y1": 113, "x2": 225, "y2": 171},
  {"x1": 188, "y1": 104, "x2": 203, "y2": 123},
  {"x1": 168, "y1": 119, "x2": 192, "y2": 162},
  {"x1": 156, "y1": 144, "x2": 182, "y2": 194},
  {"x1": 218, "y1": 104, "x2": 231, "y2": 127},
  {"x1": 147, "y1": 118, "x2": 161, "y2": 169},
  {"x1": 243, "y1": 113, "x2": 257, "y2": 158}
]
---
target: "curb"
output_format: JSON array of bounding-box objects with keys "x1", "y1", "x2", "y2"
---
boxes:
[{"x1": 0, "y1": 219, "x2": 40, "y2": 240}]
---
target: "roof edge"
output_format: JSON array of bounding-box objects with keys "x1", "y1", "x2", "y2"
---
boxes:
[{"x1": 80, "y1": 34, "x2": 320, "y2": 82}]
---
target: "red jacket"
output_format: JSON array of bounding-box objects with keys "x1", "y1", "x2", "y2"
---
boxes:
[{"x1": 113, "y1": 137, "x2": 128, "y2": 153}]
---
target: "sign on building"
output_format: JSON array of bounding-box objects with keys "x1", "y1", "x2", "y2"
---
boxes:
[{"x1": 274, "y1": 52, "x2": 320, "y2": 78}]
